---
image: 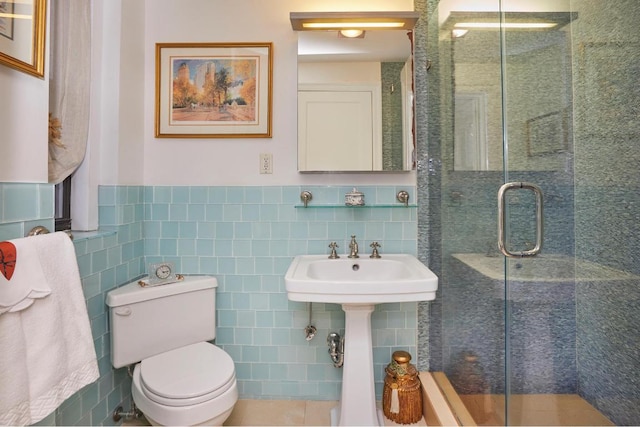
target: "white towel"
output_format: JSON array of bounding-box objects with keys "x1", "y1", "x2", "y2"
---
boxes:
[
  {"x1": 0, "y1": 232, "x2": 99, "y2": 426},
  {"x1": 0, "y1": 237, "x2": 51, "y2": 314}
]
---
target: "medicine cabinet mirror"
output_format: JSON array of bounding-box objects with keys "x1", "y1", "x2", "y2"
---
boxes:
[{"x1": 296, "y1": 25, "x2": 416, "y2": 172}]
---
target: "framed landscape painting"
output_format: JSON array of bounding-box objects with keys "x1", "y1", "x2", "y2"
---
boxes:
[{"x1": 155, "y1": 42, "x2": 273, "y2": 138}]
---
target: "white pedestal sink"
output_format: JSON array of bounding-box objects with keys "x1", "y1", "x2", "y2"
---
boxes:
[{"x1": 285, "y1": 254, "x2": 438, "y2": 426}]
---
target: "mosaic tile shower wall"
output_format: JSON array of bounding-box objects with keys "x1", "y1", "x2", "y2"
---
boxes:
[{"x1": 571, "y1": 1, "x2": 640, "y2": 423}]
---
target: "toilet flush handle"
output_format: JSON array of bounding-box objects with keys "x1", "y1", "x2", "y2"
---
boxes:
[{"x1": 115, "y1": 307, "x2": 132, "y2": 316}]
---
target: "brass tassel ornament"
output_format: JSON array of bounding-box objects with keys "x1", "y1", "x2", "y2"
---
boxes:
[{"x1": 383, "y1": 351, "x2": 423, "y2": 424}]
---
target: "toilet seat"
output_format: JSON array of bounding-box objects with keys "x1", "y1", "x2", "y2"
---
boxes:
[{"x1": 139, "y1": 342, "x2": 236, "y2": 407}]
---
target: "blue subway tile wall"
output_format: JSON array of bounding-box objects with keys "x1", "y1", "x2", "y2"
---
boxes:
[
  {"x1": 142, "y1": 185, "x2": 419, "y2": 400},
  {"x1": 0, "y1": 183, "x2": 145, "y2": 427},
  {"x1": 68, "y1": 186, "x2": 146, "y2": 426},
  {"x1": 3, "y1": 183, "x2": 416, "y2": 425},
  {"x1": 57, "y1": 186, "x2": 145, "y2": 426},
  {"x1": 0, "y1": 183, "x2": 54, "y2": 240}
]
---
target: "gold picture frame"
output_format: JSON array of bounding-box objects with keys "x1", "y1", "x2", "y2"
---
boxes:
[
  {"x1": 155, "y1": 42, "x2": 273, "y2": 138},
  {"x1": 0, "y1": 0, "x2": 46, "y2": 78}
]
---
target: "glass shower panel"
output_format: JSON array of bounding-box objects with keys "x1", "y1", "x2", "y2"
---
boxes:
[
  {"x1": 500, "y1": 2, "x2": 640, "y2": 424},
  {"x1": 434, "y1": 2, "x2": 508, "y2": 424}
]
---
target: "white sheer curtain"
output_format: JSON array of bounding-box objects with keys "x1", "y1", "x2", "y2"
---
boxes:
[{"x1": 48, "y1": 2, "x2": 91, "y2": 184}]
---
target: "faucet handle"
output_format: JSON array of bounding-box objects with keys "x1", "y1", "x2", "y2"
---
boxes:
[
  {"x1": 328, "y1": 242, "x2": 340, "y2": 259},
  {"x1": 370, "y1": 242, "x2": 381, "y2": 258},
  {"x1": 348, "y1": 235, "x2": 359, "y2": 258}
]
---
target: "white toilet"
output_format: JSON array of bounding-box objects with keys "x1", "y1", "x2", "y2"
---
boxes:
[{"x1": 106, "y1": 276, "x2": 238, "y2": 426}]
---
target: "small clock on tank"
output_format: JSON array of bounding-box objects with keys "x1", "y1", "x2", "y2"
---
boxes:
[{"x1": 146, "y1": 261, "x2": 179, "y2": 286}]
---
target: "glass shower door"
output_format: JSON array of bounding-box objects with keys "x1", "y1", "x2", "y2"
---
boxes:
[{"x1": 499, "y1": 2, "x2": 578, "y2": 425}]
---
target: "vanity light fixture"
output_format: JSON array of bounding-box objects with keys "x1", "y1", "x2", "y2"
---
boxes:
[
  {"x1": 290, "y1": 11, "x2": 419, "y2": 32},
  {"x1": 338, "y1": 29, "x2": 365, "y2": 38}
]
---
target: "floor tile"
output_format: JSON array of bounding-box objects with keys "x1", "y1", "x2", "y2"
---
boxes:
[
  {"x1": 304, "y1": 401, "x2": 337, "y2": 426},
  {"x1": 226, "y1": 399, "x2": 306, "y2": 426},
  {"x1": 124, "y1": 394, "x2": 612, "y2": 426}
]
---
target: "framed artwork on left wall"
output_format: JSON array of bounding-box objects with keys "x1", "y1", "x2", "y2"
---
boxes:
[
  {"x1": 155, "y1": 42, "x2": 273, "y2": 138},
  {"x1": 0, "y1": 0, "x2": 46, "y2": 78}
]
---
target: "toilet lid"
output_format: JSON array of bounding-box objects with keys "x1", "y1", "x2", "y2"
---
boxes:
[{"x1": 140, "y1": 342, "x2": 235, "y2": 401}]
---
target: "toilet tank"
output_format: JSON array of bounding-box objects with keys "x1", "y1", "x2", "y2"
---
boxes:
[{"x1": 106, "y1": 275, "x2": 218, "y2": 368}]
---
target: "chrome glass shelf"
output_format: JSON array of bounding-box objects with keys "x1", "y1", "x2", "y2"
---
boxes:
[{"x1": 294, "y1": 204, "x2": 417, "y2": 209}]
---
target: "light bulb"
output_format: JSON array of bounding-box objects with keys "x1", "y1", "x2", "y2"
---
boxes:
[{"x1": 339, "y1": 29, "x2": 365, "y2": 38}]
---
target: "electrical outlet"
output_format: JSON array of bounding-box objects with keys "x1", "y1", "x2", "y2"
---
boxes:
[{"x1": 260, "y1": 153, "x2": 273, "y2": 174}]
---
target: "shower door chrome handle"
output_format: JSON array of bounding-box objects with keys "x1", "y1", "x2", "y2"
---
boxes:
[{"x1": 498, "y1": 182, "x2": 544, "y2": 258}]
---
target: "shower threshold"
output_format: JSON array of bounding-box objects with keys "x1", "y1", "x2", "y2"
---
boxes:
[{"x1": 428, "y1": 372, "x2": 614, "y2": 426}]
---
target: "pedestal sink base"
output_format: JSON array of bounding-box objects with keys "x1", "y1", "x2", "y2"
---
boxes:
[{"x1": 333, "y1": 304, "x2": 381, "y2": 426}]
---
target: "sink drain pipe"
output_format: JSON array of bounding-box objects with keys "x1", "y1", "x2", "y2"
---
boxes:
[
  {"x1": 327, "y1": 332, "x2": 344, "y2": 368},
  {"x1": 304, "y1": 302, "x2": 317, "y2": 341}
]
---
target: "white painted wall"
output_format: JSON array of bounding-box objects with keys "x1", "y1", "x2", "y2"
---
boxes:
[
  {"x1": 0, "y1": 15, "x2": 49, "y2": 183},
  {"x1": 0, "y1": 0, "x2": 415, "y2": 189},
  {"x1": 138, "y1": 0, "x2": 415, "y2": 186}
]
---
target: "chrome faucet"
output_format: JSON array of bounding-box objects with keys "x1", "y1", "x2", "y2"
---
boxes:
[
  {"x1": 348, "y1": 235, "x2": 359, "y2": 258},
  {"x1": 369, "y1": 242, "x2": 381, "y2": 258},
  {"x1": 328, "y1": 242, "x2": 340, "y2": 259}
]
